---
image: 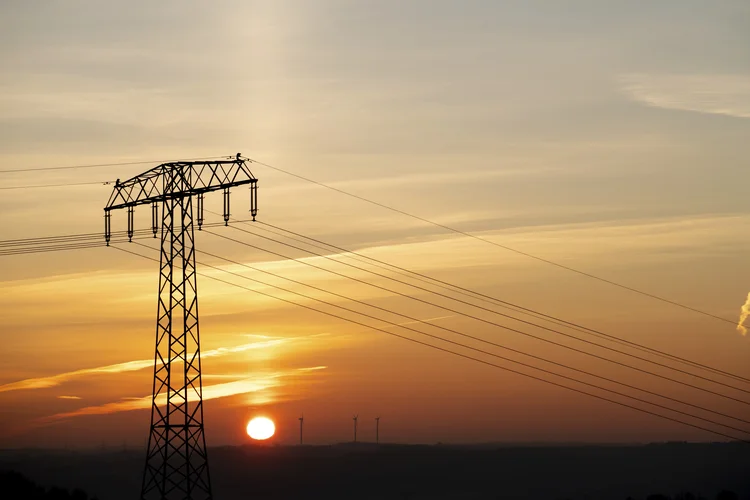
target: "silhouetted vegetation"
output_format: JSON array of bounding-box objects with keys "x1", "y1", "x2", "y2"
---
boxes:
[
  {"x1": 624, "y1": 493, "x2": 740, "y2": 500},
  {"x1": 0, "y1": 470, "x2": 98, "y2": 500},
  {"x1": 1, "y1": 443, "x2": 747, "y2": 499}
]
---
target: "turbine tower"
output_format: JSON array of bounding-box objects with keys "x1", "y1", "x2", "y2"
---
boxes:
[
  {"x1": 353, "y1": 415, "x2": 358, "y2": 443},
  {"x1": 104, "y1": 155, "x2": 258, "y2": 500},
  {"x1": 375, "y1": 416, "x2": 380, "y2": 444},
  {"x1": 299, "y1": 414, "x2": 304, "y2": 445}
]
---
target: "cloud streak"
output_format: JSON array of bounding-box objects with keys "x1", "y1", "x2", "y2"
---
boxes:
[
  {"x1": 0, "y1": 337, "x2": 288, "y2": 394},
  {"x1": 620, "y1": 73, "x2": 750, "y2": 119},
  {"x1": 39, "y1": 366, "x2": 327, "y2": 422}
]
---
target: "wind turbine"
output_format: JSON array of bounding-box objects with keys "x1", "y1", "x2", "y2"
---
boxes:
[
  {"x1": 375, "y1": 416, "x2": 380, "y2": 444},
  {"x1": 353, "y1": 415, "x2": 358, "y2": 443}
]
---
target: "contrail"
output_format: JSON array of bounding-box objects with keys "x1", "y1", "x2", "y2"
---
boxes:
[{"x1": 738, "y1": 292, "x2": 750, "y2": 336}]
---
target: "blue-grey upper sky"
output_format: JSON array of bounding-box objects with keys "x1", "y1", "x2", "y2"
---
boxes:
[{"x1": 1, "y1": 1, "x2": 748, "y2": 226}]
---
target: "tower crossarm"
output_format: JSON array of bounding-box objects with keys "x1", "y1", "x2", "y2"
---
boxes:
[{"x1": 105, "y1": 157, "x2": 257, "y2": 211}]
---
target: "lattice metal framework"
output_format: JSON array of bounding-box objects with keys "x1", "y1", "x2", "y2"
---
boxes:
[{"x1": 104, "y1": 155, "x2": 258, "y2": 500}]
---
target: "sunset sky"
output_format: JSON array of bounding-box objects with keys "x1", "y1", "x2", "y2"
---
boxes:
[{"x1": 1, "y1": 0, "x2": 750, "y2": 449}]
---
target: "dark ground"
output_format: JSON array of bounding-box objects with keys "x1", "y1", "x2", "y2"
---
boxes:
[{"x1": 1, "y1": 442, "x2": 748, "y2": 500}]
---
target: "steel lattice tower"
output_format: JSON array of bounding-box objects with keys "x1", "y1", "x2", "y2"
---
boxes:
[{"x1": 104, "y1": 155, "x2": 258, "y2": 500}]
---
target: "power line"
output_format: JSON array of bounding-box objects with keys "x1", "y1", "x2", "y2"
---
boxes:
[
  {"x1": 11, "y1": 219, "x2": 749, "y2": 435},
  {"x1": 0, "y1": 180, "x2": 113, "y2": 190},
  {"x1": 214, "y1": 224, "x2": 750, "y2": 405},
  {"x1": 0, "y1": 155, "x2": 232, "y2": 190},
  {"x1": 218, "y1": 223, "x2": 750, "y2": 401},
  {"x1": 4, "y1": 154, "x2": 740, "y2": 374},
  {"x1": 0, "y1": 155, "x2": 227, "y2": 174},
  {"x1": 0, "y1": 218, "x2": 256, "y2": 248},
  {"x1": 0, "y1": 219, "x2": 256, "y2": 255},
  {"x1": 0, "y1": 242, "x2": 110, "y2": 256},
  {"x1": 2, "y1": 154, "x2": 737, "y2": 324},
  {"x1": 112, "y1": 243, "x2": 749, "y2": 443},
  {"x1": 0, "y1": 238, "x2": 144, "y2": 256},
  {"x1": 10, "y1": 220, "x2": 750, "y2": 428},
  {"x1": 132, "y1": 240, "x2": 750, "y2": 438},
  {"x1": 253, "y1": 220, "x2": 750, "y2": 386},
  {"x1": 5, "y1": 215, "x2": 747, "y2": 409},
  {"x1": 5, "y1": 216, "x2": 747, "y2": 402},
  {"x1": 0, "y1": 230, "x2": 146, "y2": 247},
  {"x1": 0, "y1": 228, "x2": 154, "y2": 255},
  {"x1": 192, "y1": 239, "x2": 750, "y2": 429},
  {"x1": 247, "y1": 157, "x2": 738, "y2": 326},
  {"x1": 13, "y1": 214, "x2": 741, "y2": 397}
]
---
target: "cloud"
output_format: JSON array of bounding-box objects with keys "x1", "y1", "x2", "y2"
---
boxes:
[
  {"x1": 737, "y1": 292, "x2": 750, "y2": 336},
  {"x1": 296, "y1": 366, "x2": 328, "y2": 372},
  {"x1": 39, "y1": 366, "x2": 327, "y2": 422},
  {"x1": 57, "y1": 395, "x2": 82, "y2": 400},
  {"x1": 0, "y1": 337, "x2": 288, "y2": 394},
  {"x1": 620, "y1": 73, "x2": 750, "y2": 119},
  {"x1": 266, "y1": 166, "x2": 560, "y2": 197},
  {"x1": 203, "y1": 366, "x2": 328, "y2": 379}
]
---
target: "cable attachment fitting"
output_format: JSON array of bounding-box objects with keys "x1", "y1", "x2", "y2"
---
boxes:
[
  {"x1": 250, "y1": 182, "x2": 258, "y2": 222},
  {"x1": 127, "y1": 206, "x2": 134, "y2": 242},
  {"x1": 104, "y1": 210, "x2": 111, "y2": 246},
  {"x1": 151, "y1": 202, "x2": 158, "y2": 238},
  {"x1": 197, "y1": 193, "x2": 204, "y2": 231},
  {"x1": 223, "y1": 187, "x2": 230, "y2": 226}
]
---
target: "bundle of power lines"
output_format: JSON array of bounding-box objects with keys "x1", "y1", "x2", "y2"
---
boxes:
[{"x1": 1, "y1": 156, "x2": 749, "y2": 443}]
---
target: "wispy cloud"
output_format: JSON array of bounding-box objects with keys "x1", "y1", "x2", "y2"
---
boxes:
[
  {"x1": 296, "y1": 366, "x2": 328, "y2": 372},
  {"x1": 39, "y1": 366, "x2": 327, "y2": 422},
  {"x1": 203, "y1": 366, "x2": 327, "y2": 379},
  {"x1": 57, "y1": 395, "x2": 82, "y2": 400},
  {"x1": 737, "y1": 292, "x2": 750, "y2": 336},
  {"x1": 0, "y1": 337, "x2": 288, "y2": 394},
  {"x1": 266, "y1": 166, "x2": 560, "y2": 198},
  {"x1": 620, "y1": 73, "x2": 750, "y2": 119}
]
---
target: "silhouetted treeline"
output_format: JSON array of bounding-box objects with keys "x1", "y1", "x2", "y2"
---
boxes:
[
  {"x1": 623, "y1": 492, "x2": 740, "y2": 500},
  {"x1": 0, "y1": 470, "x2": 98, "y2": 500},
  {"x1": 1, "y1": 443, "x2": 748, "y2": 499}
]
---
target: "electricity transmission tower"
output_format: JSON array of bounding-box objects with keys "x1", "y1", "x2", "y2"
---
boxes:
[{"x1": 104, "y1": 155, "x2": 258, "y2": 500}]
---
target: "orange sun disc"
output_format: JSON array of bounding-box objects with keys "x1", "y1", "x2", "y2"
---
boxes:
[{"x1": 246, "y1": 417, "x2": 275, "y2": 440}]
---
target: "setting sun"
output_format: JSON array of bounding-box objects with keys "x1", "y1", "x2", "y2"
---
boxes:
[{"x1": 246, "y1": 417, "x2": 275, "y2": 441}]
